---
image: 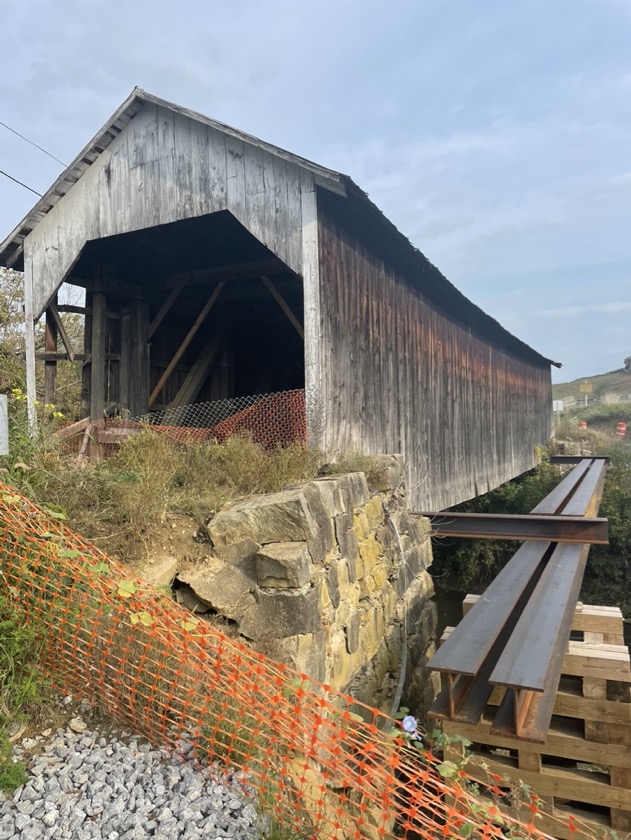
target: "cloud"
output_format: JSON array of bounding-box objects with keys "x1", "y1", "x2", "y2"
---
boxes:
[{"x1": 539, "y1": 301, "x2": 631, "y2": 317}]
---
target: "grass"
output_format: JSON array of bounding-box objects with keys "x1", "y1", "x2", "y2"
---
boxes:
[
  {"x1": 553, "y1": 368, "x2": 631, "y2": 402},
  {"x1": 2, "y1": 430, "x2": 387, "y2": 565},
  {"x1": 566, "y1": 401, "x2": 631, "y2": 425},
  {"x1": 2, "y1": 431, "x2": 326, "y2": 564},
  {"x1": 0, "y1": 590, "x2": 48, "y2": 793}
]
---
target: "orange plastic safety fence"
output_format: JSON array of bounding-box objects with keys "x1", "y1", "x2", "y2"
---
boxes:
[{"x1": 0, "y1": 484, "x2": 597, "y2": 839}]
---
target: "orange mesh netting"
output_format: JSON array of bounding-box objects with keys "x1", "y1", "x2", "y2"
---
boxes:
[{"x1": 0, "y1": 485, "x2": 595, "y2": 839}]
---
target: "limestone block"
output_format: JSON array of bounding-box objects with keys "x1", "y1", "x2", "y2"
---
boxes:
[
  {"x1": 334, "y1": 513, "x2": 359, "y2": 580},
  {"x1": 302, "y1": 483, "x2": 335, "y2": 555},
  {"x1": 382, "y1": 587, "x2": 397, "y2": 623},
  {"x1": 335, "y1": 472, "x2": 369, "y2": 511},
  {"x1": 239, "y1": 585, "x2": 321, "y2": 640},
  {"x1": 214, "y1": 537, "x2": 260, "y2": 565},
  {"x1": 364, "y1": 495, "x2": 384, "y2": 530},
  {"x1": 396, "y1": 557, "x2": 434, "y2": 599},
  {"x1": 177, "y1": 558, "x2": 256, "y2": 621},
  {"x1": 136, "y1": 555, "x2": 178, "y2": 587},
  {"x1": 334, "y1": 599, "x2": 352, "y2": 631},
  {"x1": 353, "y1": 510, "x2": 371, "y2": 541},
  {"x1": 253, "y1": 635, "x2": 299, "y2": 667},
  {"x1": 294, "y1": 629, "x2": 328, "y2": 683},
  {"x1": 366, "y1": 454, "x2": 405, "y2": 492},
  {"x1": 255, "y1": 542, "x2": 312, "y2": 589},
  {"x1": 397, "y1": 576, "x2": 436, "y2": 624},
  {"x1": 327, "y1": 563, "x2": 341, "y2": 609},
  {"x1": 404, "y1": 545, "x2": 423, "y2": 578},
  {"x1": 393, "y1": 510, "x2": 418, "y2": 540},
  {"x1": 371, "y1": 564, "x2": 388, "y2": 590},
  {"x1": 359, "y1": 576, "x2": 376, "y2": 599},
  {"x1": 359, "y1": 608, "x2": 384, "y2": 660},
  {"x1": 318, "y1": 570, "x2": 334, "y2": 617},
  {"x1": 307, "y1": 478, "x2": 346, "y2": 518},
  {"x1": 329, "y1": 630, "x2": 358, "y2": 688},
  {"x1": 374, "y1": 524, "x2": 396, "y2": 556},
  {"x1": 175, "y1": 583, "x2": 211, "y2": 614},
  {"x1": 414, "y1": 514, "x2": 432, "y2": 539},
  {"x1": 358, "y1": 534, "x2": 381, "y2": 574},
  {"x1": 333, "y1": 558, "x2": 353, "y2": 604},
  {"x1": 208, "y1": 489, "x2": 317, "y2": 549},
  {"x1": 345, "y1": 611, "x2": 361, "y2": 654}
]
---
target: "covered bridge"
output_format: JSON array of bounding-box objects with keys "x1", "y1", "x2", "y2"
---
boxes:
[{"x1": 0, "y1": 88, "x2": 557, "y2": 510}]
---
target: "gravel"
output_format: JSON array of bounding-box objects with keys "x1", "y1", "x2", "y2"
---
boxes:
[{"x1": 0, "y1": 710, "x2": 266, "y2": 840}]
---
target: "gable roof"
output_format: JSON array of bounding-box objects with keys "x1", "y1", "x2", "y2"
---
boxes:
[
  {"x1": 0, "y1": 87, "x2": 345, "y2": 271},
  {"x1": 0, "y1": 88, "x2": 559, "y2": 368}
]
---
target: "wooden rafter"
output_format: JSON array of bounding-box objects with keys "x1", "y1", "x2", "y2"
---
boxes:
[
  {"x1": 48, "y1": 299, "x2": 76, "y2": 361},
  {"x1": 44, "y1": 303, "x2": 58, "y2": 404},
  {"x1": 168, "y1": 332, "x2": 224, "y2": 409},
  {"x1": 160, "y1": 258, "x2": 288, "y2": 290},
  {"x1": 260, "y1": 275, "x2": 304, "y2": 339},
  {"x1": 148, "y1": 274, "x2": 189, "y2": 339},
  {"x1": 149, "y1": 281, "x2": 226, "y2": 408}
]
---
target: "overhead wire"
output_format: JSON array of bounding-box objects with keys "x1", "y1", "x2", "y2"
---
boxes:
[
  {"x1": 0, "y1": 120, "x2": 67, "y2": 167},
  {"x1": 0, "y1": 170, "x2": 42, "y2": 196},
  {"x1": 0, "y1": 117, "x2": 67, "y2": 199}
]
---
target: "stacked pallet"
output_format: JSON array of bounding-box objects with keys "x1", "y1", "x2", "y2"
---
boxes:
[{"x1": 440, "y1": 599, "x2": 631, "y2": 839}]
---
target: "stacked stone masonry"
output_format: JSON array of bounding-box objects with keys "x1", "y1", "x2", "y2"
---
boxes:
[{"x1": 177, "y1": 455, "x2": 438, "y2": 716}]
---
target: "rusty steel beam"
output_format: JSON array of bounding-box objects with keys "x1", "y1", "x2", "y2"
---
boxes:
[
  {"x1": 418, "y1": 512, "x2": 608, "y2": 544},
  {"x1": 549, "y1": 455, "x2": 610, "y2": 466}
]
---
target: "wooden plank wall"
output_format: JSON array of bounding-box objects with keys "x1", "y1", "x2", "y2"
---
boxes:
[
  {"x1": 24, "y1": 103, "x2": 310, "y2": 319},
  {"x1": 317, "y1": 198, "x2": 552, "y2": 512}
]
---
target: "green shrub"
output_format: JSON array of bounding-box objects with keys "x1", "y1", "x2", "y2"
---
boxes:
[{"x1": 430, "y1": 457, "x2": 560, "y2": 593}]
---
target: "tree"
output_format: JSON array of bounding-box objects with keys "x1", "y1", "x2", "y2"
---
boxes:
[
  {"x1": 625, "y1": 355, "x2": 631, "y2": 373},
  {"x1": 0, "y1": 267, "x2": 83, "y2": 418},
  {"x1": 0, "y1": 268, "x2": 26, "y2": 393}
]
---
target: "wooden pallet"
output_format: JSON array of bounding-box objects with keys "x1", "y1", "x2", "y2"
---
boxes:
[{"x1": 440, "y1": 599, "x2": 631, "y2": 839}]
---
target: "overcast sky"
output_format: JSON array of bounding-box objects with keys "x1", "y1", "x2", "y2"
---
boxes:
[{"x1": 1, "y1": 0, "x2": 629, "y2": 383}]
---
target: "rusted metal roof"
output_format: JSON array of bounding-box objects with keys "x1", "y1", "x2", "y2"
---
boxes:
[{"x1": 0, "y1": 88, "x2": 560, "y2": 368}]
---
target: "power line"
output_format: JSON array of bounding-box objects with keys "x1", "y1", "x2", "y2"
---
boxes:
[
  {"x1": 0, "y1": 120, "x2": 67, "y2": 167},
  {"x1": 0, "y1": 170, "x2": 42, "y2": 197}
]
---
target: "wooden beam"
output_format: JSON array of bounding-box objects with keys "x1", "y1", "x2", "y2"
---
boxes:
[
  {"x1": 5, "y1": 244, "x2": 23, "y2": 269},
  {"x1": 44, "y1": 301, "x2": 58, "y2": 405},
  {"x1": 57, "y1": 304, "x2": 86, "y2": 315},
  {"x1": 129, "y1": 300, "x2": 149, "y2": 418},
  {"x1": 48, "y1": 299, "x2": 76, "y2": 362},
  {"x1": 35, "y1": 352, "x2": 119, "y2": 362},
  {"x1": 89, "y1": 292, "x2": 106, "y2": 420},
  {"x1": 53, "y1": 416, "x2": 91, "y2": 440},
  {"x1": 161, "y1": 258, "x2": 289, "y2": 289},
  {"x1": 81, "y1": 291, "x2": 92, "y2": 419},
  {"x1": 148, "y1": 274, "x2": 189, "y2": 339},
  {"x1": 149, "y1": 281, "x2": 225, "y2": 408},
  {"x1": 260, "y1": 275, "x2": 304, "y2": 339},
  {"x1": 169, "y1": 332, "x2": 223, "y2": 409},
  {"x1": 118, "y1": 306, "x2": 131, "y2": 414}
]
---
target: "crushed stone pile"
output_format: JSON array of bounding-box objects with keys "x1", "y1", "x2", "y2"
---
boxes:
[{"x1": 0, "y1": 716, "x2": 265, "y2": 840}]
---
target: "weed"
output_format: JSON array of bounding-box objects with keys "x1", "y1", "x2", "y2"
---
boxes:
[
  {"x1": 0, "y1": 588, "x2": 48, "y2": 793},
  {"x1": 4, "y1": 431, "x2": 325, "y2": 564},
  {"x1": 0, "y1": 736, "x2": 28, "y2": 794}
]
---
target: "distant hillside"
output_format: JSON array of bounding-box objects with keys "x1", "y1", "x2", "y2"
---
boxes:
[{"x1": 553, "y1": 368, "x2": 631, "y2": 402}]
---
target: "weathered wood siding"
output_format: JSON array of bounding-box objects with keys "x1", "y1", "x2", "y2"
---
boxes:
[
  {"x1": 24, "y1": 102, "x2": 311, "y2": 318},
  {"x1": 317, "y1": 197, "x2": 552, "y2": 511}
]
